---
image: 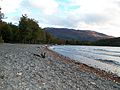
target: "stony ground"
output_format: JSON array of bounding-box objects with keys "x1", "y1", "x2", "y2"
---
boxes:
[{"x1": 0, "y1": 44, "x2": 120, "y2": 90}]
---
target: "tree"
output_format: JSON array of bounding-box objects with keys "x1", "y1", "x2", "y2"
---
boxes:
[
  {"x1": 19, "y1": 15, "x2": 41, "y2": 43},
  {"x1": 0, "y1": 14, "x2": 61, "y2": 44},
  {"x1": 0, "y1": 22, "x2": 13, "y2": 42},
  {"x1": 8, "y1": 23, "x2": 20, "y2": 43},
  {"x1": 18, "y1": 14, "x2": 49, "y2": 44},
  {"x1": 0, "y1": 7, "x2": 4, "y2": 22},
  {"x1": 0, "y1": 36, "x2": 4, "y2": 43}
]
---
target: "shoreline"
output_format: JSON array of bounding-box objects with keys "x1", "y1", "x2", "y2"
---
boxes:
[
  {"x1": 45, "y1": 45, "x2": 120, "y2": 83},
  {"x1": 1, "y1": 44, "x2": 120, "y2": 89}
]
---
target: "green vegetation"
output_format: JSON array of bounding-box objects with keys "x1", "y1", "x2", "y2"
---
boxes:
[
  {"x1": 0, "y1": 36, "x2": 4, "y2": 43},
  {"x1": 0, "y1": 15, "x2": 62, "y2": 44},
  {"x1": 93, "y1": 37, "x2": 120, "y2": 46},
  {"x1": 0, "y1": 14, "x2": 94, "y2": 45},
  {"x1": 0, "y1": 14, "x2": 119, "y2": 46}
]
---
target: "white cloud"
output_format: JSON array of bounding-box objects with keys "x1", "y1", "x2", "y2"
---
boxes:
[
  {"x1": 1, "y1": 0, "x2": 120, "y2": 36},
  {"x1": 71, "y1": 0, "x2": 116, "y2": 13},
  {"x1": 0, "y1": 0, "x2": 23, "y2": 14},
  {"x1": 61, "y1": 0, "x2": 120, "y2": 36},
  {"x1": 28, "y1": 0, "x2": 59, "y2": 15}
]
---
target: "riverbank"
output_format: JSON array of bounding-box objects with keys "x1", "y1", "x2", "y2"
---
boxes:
[{"x1": 0, "y1": 44, "x2": 120, "y2": 90}]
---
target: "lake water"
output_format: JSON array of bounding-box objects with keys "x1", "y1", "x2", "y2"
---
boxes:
[{"x1": 49, "y1": 45, "x2": 120, "y2": 76}]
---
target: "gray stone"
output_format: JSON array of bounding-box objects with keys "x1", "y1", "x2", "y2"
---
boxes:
[{"x1": 0, "y1": 44, "x2": 119, "y2": 90}]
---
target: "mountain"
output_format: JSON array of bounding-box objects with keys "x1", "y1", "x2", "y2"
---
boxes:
[{"x1": 44, "y1": 27, "x2": 113, "y2": 42}]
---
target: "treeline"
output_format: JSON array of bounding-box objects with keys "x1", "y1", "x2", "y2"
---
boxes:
[
  {"x1": 0, "y1": 15, "x2": 119, "y2": 46},
  {"x1": 0, "y1": 15, "x2": 63, "y2": 44},
  {"x1": 93, "y1": 37, "x2": 120, "y2": 46},
  {"x1": 0, "y1": 15, "x2": 96, "y2": 45}
]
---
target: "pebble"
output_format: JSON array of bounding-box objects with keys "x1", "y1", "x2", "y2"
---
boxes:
[
  {"x1": 90, "y1": 82, "x2": 96, "y2": 85},
  {"x1": 0, "y1": 44, "x2": 120, "y2": 90},
  {"x1": 17, "y1": 72, "x2": 22, "y2": 76}
]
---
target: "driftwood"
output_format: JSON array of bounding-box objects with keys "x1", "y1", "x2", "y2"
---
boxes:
[
  {"x1": 33, "y1": 52, "x2": 46, "y2": 58},
  {"x1": 40, "y1": 52, "x2": 46, "y2": 58},
  {"x1": 33, "y1": 53, "x2": 41, "y2": 57}
]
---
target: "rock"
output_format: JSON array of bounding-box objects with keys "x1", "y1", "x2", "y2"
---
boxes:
[
  {"x1": 0, "y1": 75, "x2": 4, "y2": 79},
  {"x1": 17, "y1": 72, "x2": 22, "y2": 76},
  {"x1": 0, "y1": 44, "x2": 119, "y2": 90},
  {"x1": 90, "y1": 82, "x2": 96, "y2": 85}
]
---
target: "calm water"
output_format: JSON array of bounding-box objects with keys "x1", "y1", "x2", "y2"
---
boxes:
[{"x1": 49, "y1": 45, "x2": 120, "y2": 76}]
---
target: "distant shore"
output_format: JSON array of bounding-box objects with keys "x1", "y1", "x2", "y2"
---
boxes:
[{"x1": 45, "y1": 45, "x2": 120, "y2": 83}]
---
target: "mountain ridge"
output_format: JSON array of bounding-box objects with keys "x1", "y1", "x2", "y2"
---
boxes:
[{"x1": 44, "y1": 27, "x2": 113, "y2": 42}]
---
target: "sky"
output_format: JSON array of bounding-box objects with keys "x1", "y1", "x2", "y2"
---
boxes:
[{"x1": 0, "y1": 0, "x2": 120, "y2": 37}]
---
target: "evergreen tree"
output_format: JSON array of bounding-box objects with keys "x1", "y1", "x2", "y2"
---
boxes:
[
  {"x1": 0, "y1": 22, "x2": 13, "y2": 42},
  {"x1": 19, "y1": 15, "x2": 40, "y2": 43},
  {"x1": 0, "y1": 14, "x2": 63, "y2": 44}
]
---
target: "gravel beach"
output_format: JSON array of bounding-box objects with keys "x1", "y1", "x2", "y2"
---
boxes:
[{"x1": 0, "y1": 44, "x2": 120, "y2": 90}]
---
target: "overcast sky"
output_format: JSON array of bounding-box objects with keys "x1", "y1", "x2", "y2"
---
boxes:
[{"x1": 0, "y1": 0, "x2": 120, "y2": 37}]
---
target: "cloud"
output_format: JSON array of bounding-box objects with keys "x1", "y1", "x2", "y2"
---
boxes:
[
  {"x1": 80, "y1": 14, "x2": 109, "y2": 24},
  {"x1": 115, "y1": 0, "x2": 120, "y2": 7},
  {"x1": 0, "y1": 0, "x2": 23, "y2": 14},
  {"x1": 48, "y1": 0, "x2": 120, "y2": 36},
  {"x1": 28, "y1": 0, "x2": 59, "y2": 15},
  {"x1": 1, "y1": 0, "x2": 120, "y2": 36},
  {"x1": 32, "y1": 0, "x2": 120, "y2": 37}
]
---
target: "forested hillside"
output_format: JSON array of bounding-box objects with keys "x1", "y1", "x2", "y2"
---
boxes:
[
  {"x1": 45, "y1": 28, "x2": 113, "y2": 41},
  {"x1": 93, "y1": 37, "x2": 120, "y2": 46}
]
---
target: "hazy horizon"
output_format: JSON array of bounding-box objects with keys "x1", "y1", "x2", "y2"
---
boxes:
[{"x1": 0, "y1": 0, "x2": 120, "y2": 37}]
